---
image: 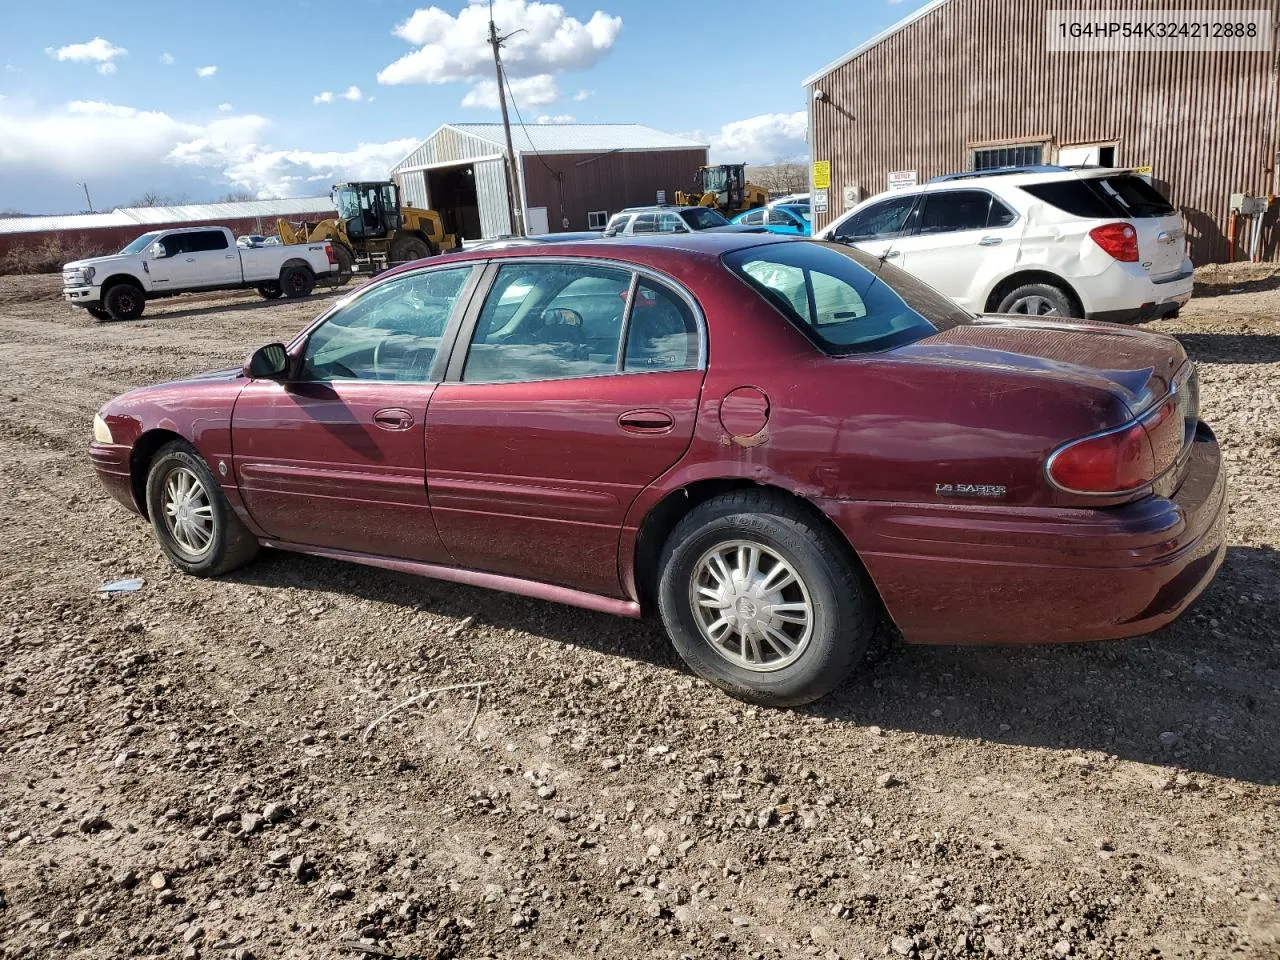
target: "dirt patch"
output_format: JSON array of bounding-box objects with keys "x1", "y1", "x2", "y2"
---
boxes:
[{"x1": 1, "y1": 274, "x2": 1278, "y2": 960}]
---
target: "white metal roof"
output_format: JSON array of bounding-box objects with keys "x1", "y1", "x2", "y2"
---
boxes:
[
  {"x1": 803, "y1": 0, "x2": 952, "y2": 86},
  {"x1": 0, "y1": 196, "x2": 335, "y2": 236},
  {"x1": 444, "y1": 123, "x2": 708, "y2": 156}
]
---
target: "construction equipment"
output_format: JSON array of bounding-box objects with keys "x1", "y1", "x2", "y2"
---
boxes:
[
  {"x1": 276, "y1": 181, "x2": 458, "y2": 283},
  {"x1": 674, "y1": 164, "x2": 769, "y2": 216}
]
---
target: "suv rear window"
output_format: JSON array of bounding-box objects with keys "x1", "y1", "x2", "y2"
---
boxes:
[
  {"x1": 1020, "y1": 174, "x2": 1175, "y2": 220},
  {"x1": 723, "y1": 241, "x2": 969, "y2": 355}
]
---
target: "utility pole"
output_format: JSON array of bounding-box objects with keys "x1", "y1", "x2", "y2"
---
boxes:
[
  {"x1": 76, "y1": 181, "x2": 94, "y2": 212},
  {"x1": 488, "y1": 1, "x2": 525, "y2": 236}
]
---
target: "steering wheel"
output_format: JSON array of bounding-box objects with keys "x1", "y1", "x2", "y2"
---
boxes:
[{"x1": 372, "y1": 330, "x2": 420, "y2": 379}]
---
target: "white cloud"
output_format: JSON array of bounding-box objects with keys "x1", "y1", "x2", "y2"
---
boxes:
[
  {"x1": 196, "y1": 65, "x2": 217, "y2": 78},
  {"x1": 218, "y1": 103, "x2": 233, "y2": 112},
  {"x1": 160, "y1": 52, "x2": 175, "y2": 65},
  {"x1": 96, "y1": 62, "x2": 117, "y2": 76},
  {"x1": 535, "y1": 114, "x2": 574, "y2": 124},
  {"x1": 46, "y1": 37, "x2": 128, "y2": 65},
  {"x1": 0, "y1": 96, "x2": 419, "y2": 205},
  {"x1": 706, "y1": 111, "x2": 808, "y2": 164},
  {"x1": 315, "y1": 85, "x2": 363, "y2": 104},
  {"x1": 378, "y1": 0, "x2": 621, "y2": 87},
  {"x1": 572, "y1": 88, "x2": 592, "y2": 102},
  {"x1": 461, "y1": 73, "x2": 558, "y2": 109}
]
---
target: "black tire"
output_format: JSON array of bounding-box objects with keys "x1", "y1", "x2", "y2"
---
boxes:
[
  {"x1": 144, "y1": 440, "x2": 259, "y2": 577},
  {"x1": 390, "y1": 235, "x2": 431, "y2": 264},
  {"x1": 279, "y1": 265, "x2": 315, "y2": 299},
  {"x1": 994, "y1": 282, "x2": 1077, "y2": 318},
  {"x1": 86, "y1": 306, "x2": 111, "y2": 322},
  {"x1": 103, "y1": 283, "x2": 145, "y2": 321},
  {"x1": 330, "y1": 244, "x2": 355, "y2": 286},
  {"x1": 257, "y1": 283, "x2": 283, "y2": 300},
  {"x1": 656, "y1": 491, "x2": 872, "y2": 707}
]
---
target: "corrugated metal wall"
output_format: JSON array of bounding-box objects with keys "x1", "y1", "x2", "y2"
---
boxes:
[
  {"x1": 807, "y1": 0, "x2": 1280, "y2": 263},
  {"x1": 474, "y1": 159, "x2": 512, "y2": 237},
  {"x1": 519, "y1": 149, "x2": 709, "y2": 231},
  {"x1": 399, "y1": 171, "x2": 429, "y2": 209},
  {"x1": 391, "y1": 126, "x2": 504, "y2": 173}
]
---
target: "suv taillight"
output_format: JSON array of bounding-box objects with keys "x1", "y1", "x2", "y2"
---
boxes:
[
  {"x1": 1047, "y1": 396, "x2": 1184, "y2": 495},
  {"x1": 1088, "y1": 222, "x2": 1139, "y2": 262}
]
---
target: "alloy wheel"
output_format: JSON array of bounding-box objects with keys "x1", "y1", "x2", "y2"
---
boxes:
[
  {"x1": 162, "y1": 466, "x2": 214, "y2": 556},
  {"x1": 688, "y1": 540, "x2": 813, "y2": 672}
]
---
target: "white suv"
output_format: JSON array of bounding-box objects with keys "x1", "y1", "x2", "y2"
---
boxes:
[{"x1": 818, "y1": 166, "x2": 1193, "y2": 323}]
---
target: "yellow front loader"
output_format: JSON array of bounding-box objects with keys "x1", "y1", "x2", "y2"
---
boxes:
[
  {"x1": 277, "y1": 181, "x2": 458, "y2": 283},
  {"x1": 674, "y1": 164, "x2": 768, "y2": 216}
]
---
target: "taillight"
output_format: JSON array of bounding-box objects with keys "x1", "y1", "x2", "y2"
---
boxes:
[
  {"x1": 325, "y1": 242, "x2": 336, "y2": 265},
  {"x1": 1047, "y1": 422, "x2": 1154, "y2": 494},
  {"x1": 1089, "y1": 222, "x2": 1138, "y2": 262}
]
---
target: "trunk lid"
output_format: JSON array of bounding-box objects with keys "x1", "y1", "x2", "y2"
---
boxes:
[
  {"x1": 1088, "y1": 172, "x2": 1187, "y2": 279},
  {"x1": 895, "y1": 315, "x2": 1187, "y2": 416}
]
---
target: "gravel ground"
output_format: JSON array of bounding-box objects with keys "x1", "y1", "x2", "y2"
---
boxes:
[{"x1": 1, "y1": 268, "x2": 1277, "y2": 960}]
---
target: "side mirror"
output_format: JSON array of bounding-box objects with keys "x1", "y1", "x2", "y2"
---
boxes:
[
  {"x1": 150, "y1": 242, "x2": 167, "y2": 259},
  {"x1": 244, "y1": 343, "x2": 289, "y2": 379}
]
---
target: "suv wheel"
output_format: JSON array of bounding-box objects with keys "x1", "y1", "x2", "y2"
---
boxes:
[
  {"x1": 996, "y1": 282, "x2": 1075, "y2": 318},
  {"x1": 657, "y1": 491, "x2": 873, "y2": 706}
]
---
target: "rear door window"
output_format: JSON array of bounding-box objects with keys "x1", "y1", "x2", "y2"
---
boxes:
[
  {"x1": 917, "y1": 190, "x2": 993, "y2": 234},
  {"x1": 630, "y1": 214, "x2": 658, "y2": 235},
  {"x1": 190, "y1": 230, "x2": 229, "y2": 252}
]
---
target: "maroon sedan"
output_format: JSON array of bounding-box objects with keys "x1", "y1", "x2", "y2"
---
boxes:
[{"x1": 90, "y1": 234, "x2": 1226, "y2": 705}]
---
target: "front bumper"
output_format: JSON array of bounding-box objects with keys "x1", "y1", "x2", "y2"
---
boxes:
[
  {"x1": 90, "y1": 442, "x2": 142, "y2": 514},
  {"x1": 819, "y1": 424, "x2": 1226, "y2": 645},
  {"x1": 64, "y1": 285, "x2": 102, "y2": 306}
]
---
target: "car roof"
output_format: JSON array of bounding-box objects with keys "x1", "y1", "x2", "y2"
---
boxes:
[
  {"x1": 617, "y1": 205, "x2": 709, "y2": 214},
  {"x1": 388, "y1": 231, "x2": 798, "y2": 278}
]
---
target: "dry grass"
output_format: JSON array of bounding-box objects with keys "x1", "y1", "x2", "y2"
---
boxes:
[{"x1": 0, "y1": 235, "x2": 117, "y2": 275}]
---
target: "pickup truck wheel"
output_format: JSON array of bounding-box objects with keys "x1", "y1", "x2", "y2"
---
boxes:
[
  {"x1": 279, "y1": 266, "x2": 315, "y2": 299},
  {"x1": 103, "y1": 283, "x2": 145, "y2": 321},
  {"x1": 256, "y1": 284, "x2": 283, "y2": 300},
  {"x1": 86, "y1": 306, "x2": 111, "y2": 322},
  {"x1": 390, "y1": 236, "x2": 431, "y2": 264}
]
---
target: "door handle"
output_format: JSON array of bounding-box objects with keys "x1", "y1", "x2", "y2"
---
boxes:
[
  {"x1": 373, "y1": 408, "x2": 414, "y2": 431},
  {"x1": 185, "y1": 257, "x2": 196, "y2": 262},
  {"x1": 978, "y1": 236, "x2": 1003, "y2": 246},
  {"x1": 618, "y1": 409, "x2": 674, "y2": 434},
  {"x1": 225, "y1": 254, "x2": 236, "y2": 259}
]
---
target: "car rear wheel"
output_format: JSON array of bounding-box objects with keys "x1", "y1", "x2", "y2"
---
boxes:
[
  {"x1": 103, "y1": 283, "x2": 145, "y2": 321},
  {"x1": 657, "y1": 491, "x2": 873, "y2": 706},
  {"x1": 257, "y1": 283, "x2": 283, "y2": 299},
  {"x1": 996, "y1": 282, "x2": 1076, "y2": 318},
  {"x1": 145, "y1": 441, "x2": 259, "y2": 577},
  {"x1": 279, "y1": 265, "x2": 315, "y2": 299}
]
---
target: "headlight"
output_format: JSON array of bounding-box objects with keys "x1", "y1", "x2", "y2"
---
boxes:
[
  {"x1": 83, "y1": 266, "x2": 95, "y2": 283},
  {"x1": 92, "y1": 413, "x2": 114, "y2": 444}
]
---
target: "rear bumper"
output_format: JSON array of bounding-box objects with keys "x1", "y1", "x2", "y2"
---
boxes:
[
  {"x1": 818, "y1": 424, "x2": 1226, "y2": 645},
  {"x1": 1083, "y1": 262, "x2": 1193, "y2": 324},
  {"x1": 90, "y1": 442, "x2": 142, "y2": 514}
]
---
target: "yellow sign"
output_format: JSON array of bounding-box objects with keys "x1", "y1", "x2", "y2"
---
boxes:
[
  {"x1": 813, "y1": 160, "x2": 831, "y2": 190},
  {"x1": 1133, "y1": 164, "x2": 1153, "y2": 176}
]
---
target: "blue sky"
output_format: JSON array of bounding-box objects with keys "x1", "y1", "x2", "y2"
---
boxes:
[{"x1": 0, "y1": 0, "x2": 929, "y2": 213}]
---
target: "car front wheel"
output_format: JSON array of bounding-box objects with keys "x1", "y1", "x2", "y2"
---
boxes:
[
  {"x1": 657, "y1": 491, "x2": 873, "y2": 706},
  {"x1": 145, "y1": 441, "x2": 259, "y2": 577}
]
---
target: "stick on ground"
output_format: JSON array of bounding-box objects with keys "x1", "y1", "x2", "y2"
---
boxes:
[{"x1": 363, "y1": 681, "x2": 491, "y2": 742}]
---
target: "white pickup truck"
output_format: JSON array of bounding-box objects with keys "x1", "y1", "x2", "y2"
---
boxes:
[{"x1": 63, "y1": 225, "x2": 338, "y2": 321}]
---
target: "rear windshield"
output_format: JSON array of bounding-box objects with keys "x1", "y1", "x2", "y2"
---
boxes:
[
  {"x1": 680, "y1": 208, "x2": 730, "y2": 230},
  {"x1": 722, "y1": 241, "x2": 970, "y2": 355},
  {"x1": 1021, "y1": 174, "x2": 1175, "y2": 219}
]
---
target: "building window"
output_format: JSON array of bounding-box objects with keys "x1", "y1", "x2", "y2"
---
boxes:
[
  {"x1": 971, "y1": 144, "x2": 1043, "y2": 171},
  {"x1": 588, "y1": 210, "x2": 609, "y2": 230}
]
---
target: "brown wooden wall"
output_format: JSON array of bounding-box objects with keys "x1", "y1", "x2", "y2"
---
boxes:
[
  {"x1": 519, "y1": 148, "x2": 709, "y2": 232},
  {"x1": 806, "y1": 0, "x2": 1280, "y2": 263}
]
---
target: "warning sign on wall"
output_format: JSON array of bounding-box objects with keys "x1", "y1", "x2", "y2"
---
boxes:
[
  {"x1": 812, "y1": 160, "x2": 831, "y2": 190},
  {"x1": 887, "y1": 169, "x2": 918, "y2": 192}
]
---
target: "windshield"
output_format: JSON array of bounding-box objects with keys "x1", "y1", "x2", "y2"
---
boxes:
[
  {"x1": 119, "y1": 231, "x2": 162, "y2": 255},
  {"x1": 723, "y1": 241, "x2": 970, "y2": 355},
  {"x1": 702, "y1": 167, "x2": 730, "y2": 192},
  {"x1": 681, "y1": 208, "x2": 730, "y2": 230}
]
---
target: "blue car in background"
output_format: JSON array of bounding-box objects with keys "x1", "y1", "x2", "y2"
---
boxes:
[{"x1": 731, "y1": 203, "x2": 812, "y2": 235}]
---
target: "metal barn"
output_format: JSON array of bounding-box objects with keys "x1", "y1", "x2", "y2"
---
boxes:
[
  {"x1": 390, "y1": 123, "x2": 709, "y2": 240},
  {"x1": 803, "y1": 0, "x2": 1279, "y2": 263}
]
